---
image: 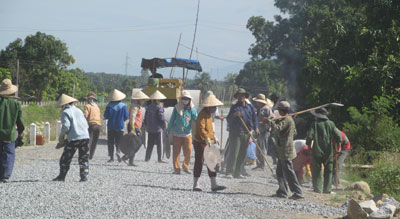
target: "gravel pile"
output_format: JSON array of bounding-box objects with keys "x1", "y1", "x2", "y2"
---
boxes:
[{"x1": 0, "y1": 138, "x2": 346, "y2": 218}]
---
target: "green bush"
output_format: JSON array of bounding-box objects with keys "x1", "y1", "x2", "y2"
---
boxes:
[
  {"x1": 343, "y1": 95, "x2": 400, "y2": 161},
  {"x1": 368, "y1": 154, "x2": 400, "y2": 200}
]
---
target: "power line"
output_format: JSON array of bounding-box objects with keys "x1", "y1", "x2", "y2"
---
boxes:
[{"x1": 179, "y1": 43, "x2": 248, "y2": 64}]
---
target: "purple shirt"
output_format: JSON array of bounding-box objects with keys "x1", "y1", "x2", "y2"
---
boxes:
[{"x1": 144, "y1": 103, "x2": 166, "y2": 133}]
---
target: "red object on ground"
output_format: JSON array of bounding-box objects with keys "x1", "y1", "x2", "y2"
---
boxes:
[{"x1": 36, "y1": 135, "x2": 45, "y2": 145}]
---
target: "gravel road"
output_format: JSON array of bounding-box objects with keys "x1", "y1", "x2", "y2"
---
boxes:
[{"x1": 0, "y1": 137, "x2": 347, "y2": 219}]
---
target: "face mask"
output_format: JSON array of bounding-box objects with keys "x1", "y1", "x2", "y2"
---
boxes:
[
  {"x1": 209, "y1": 107, "x2": 217, "y2": 113},
  {"x1": 182, "y1": 100, "x2": 190, "y2": 105}
]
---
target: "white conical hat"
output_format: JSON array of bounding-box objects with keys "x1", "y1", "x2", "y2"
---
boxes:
[
  {"x1": 57, "y1": 94, "x2": 78, "y2": 108},
  {"x1": 149, "y1": 90, "x2": 167, "y2": 100},
  {"x1": 202, "y1": 94, "x2": 223, "y2": 107},
  {"x1": 131, "y1": 90, "x2": 149, "y2": 100},
  {"x1": 109, "y1": 89, "x2": 126, "y2": 102}
]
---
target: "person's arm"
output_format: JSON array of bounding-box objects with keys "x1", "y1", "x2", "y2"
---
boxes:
[
  {"x1": 84, "y1": 105, "x2": 90, "y2": 120},
  {"x1": 251, "y1": 105, "x2": 259, "y2": 132},
  {"x1": 60, "y1": 111, "x2": 71, "y2": 138},
  {"x1": 199, "y1": 115, "x2": 211, "y2": 144},
  {"x1": 16, "y1": 102, "x2": 25, "y2": 136},
  {"x1": 129, "y1": 105, "x2": 139, "y2": 134},
  {"x1": 103, "y1": 105, "x2": 110, "y2": 120},
  {"x1": 271, "y1": 117, "x2": 289, "y2": 132},
  {"x1": 192, "y1": 107, "x2": 198, "y2": 121},
  {"x1": 305, "y1": 123, "x2": 315, "y2": 147},
  {"x1": 123, "y1": 105, "x2": 129, "y2": 121}
]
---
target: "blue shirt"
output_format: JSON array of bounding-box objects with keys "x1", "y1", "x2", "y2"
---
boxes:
[
  {"x1": 167, "y1": 105, "x2": 198, "y2": 135},
  {"x1": 104, "y1": 101, "x2": 129, "y2": 131},
  {"x1": 60, "y1": 105, "x2": 89, "y2": 141},
  {"x1": 227, "y1": 102, "x2": 258, "y2": 133}
]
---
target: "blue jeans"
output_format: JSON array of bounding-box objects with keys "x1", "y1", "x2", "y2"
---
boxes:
[{"x1": 0, "y1": 141, "x2": 16, "y2": 180}]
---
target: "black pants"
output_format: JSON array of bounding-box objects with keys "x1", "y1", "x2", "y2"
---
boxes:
[
  {"x1": 107, "y1": 130, "x2": 123, "y2": 160},
  {"x1": 88, "y1": 124, "x2": 101, "y2": 159},
  {"x1": 276, "y1": 159, "x2": 303, "y2": 197},
  {"x1": 145, "y1": 132, "x2": 162, "y2": 161}
]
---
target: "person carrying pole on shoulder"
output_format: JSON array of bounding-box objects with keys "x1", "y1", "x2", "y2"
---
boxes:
[
  {"x1": 53, "y1": 94, "x2": 90, "y2": 182},
  {"x1": 267, "y1": 101, "x2": 304, "y2": 199},
  {"x1": 0, "y1": 79, "x2": 24, "y2": 183},
  {"x1": 225, "y1": 88, "x2": 258, "y2": 179},
  {"x1": 104, "y1": 89, "x2": 129, "y2": 163},
  {"x1": 192, "y1": 92, "x2": 226, "y2": 192},
  {"x1": 306, "y1": 107, "x2": 341, "y2": 194},
  {"x1": 167, "y1": 90, "x2": 198, "y2": 174},
  {"x1": 84, "y1": 92, "x2": 101, "y2": 160}
]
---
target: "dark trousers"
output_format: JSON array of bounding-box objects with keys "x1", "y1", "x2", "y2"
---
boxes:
[
  {"x1": 276, "y1": 159, "x2": 303, "y2": 197},
  {"x1": 88, "y1": 124, "x2": 101, "y2": 159},
  {"x1": 226, "y1": 131, "x2": 250, "y2": 176},
  {"x1": 193, "y1": 141, "x2": 216, "y2": 178},
  {"x1": 145, "y1": 132, "x2": 162, "y2": 161},
  {"x1": 107, "y1": 130, "x2": 123, "y2": 159},
  {"x1": 0, "y1": 141, "x2": 16, "y2": 180},
  {"x1": 59, "y1": 139, "x2": 90, "y2": 179},
  {"x1": 256, "y1": 132, "x2": 270, "y2": 168},
  {"x1": 312, "y1": 155, "x2": 333, "y2": 193}
]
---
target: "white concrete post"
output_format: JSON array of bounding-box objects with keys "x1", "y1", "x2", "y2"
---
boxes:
[
  {"x1": 56, "y1": 120, "x2": 62, "y2": 140},
  {"x1": 44, "y1": 122, "x2": 50, "y2": 143},
  {"x1": 102, "y1": 119, "x2": 108, "y2": 136},
  {"x1": 30, "y1": 123, "x2": 36, "y2": 146}
]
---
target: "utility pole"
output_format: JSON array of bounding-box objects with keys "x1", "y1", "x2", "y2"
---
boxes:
[
  {"x1": 16, "y1": 59, "x2": 19, "y2": 97},
  {"x1": 185, "y1": 0, "x2": 200, "y2": 82},
  {"x1": 124, "y1": 53, "x2": 130, "y2": 75},
  {"x1": 170, "y1": 33, "x2": 182, "y2": 78}
]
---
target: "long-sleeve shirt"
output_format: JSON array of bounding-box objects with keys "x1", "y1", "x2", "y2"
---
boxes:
[
  {"x1": 84, "y1": 104, "x2": 101, "y2": 126},
  {"x1": 271, "y1": 116, "x2": 297, "y2": 160},
  {"x1": 227, "y1": 102, "x2": 258, "y2": 133},
  {"x1": 129, "y1": 102, "x2": 143, "y2": 129},
  {"x1": 0, "y1": 97, "x2": 24, "y2": 141},
  {"x1": 104, "y1": 101, "x2": 129, "y2": 131},
  {"x1": 193, "y1": 108, "x2": 215, "y2": 143},
  {"x1": 167, "y1": 105, "x2": 198, "y2": 136},
  {"x1": 306, "y1": 119, "x2": 341, "y2": 159},
  {"x1": 144, "y1": 103, "x2": 166, "y2": 133},
  {"x1": 257, "y1": 105, "x2": 275, "y2": 133},
  {"x1": 60, "y1": 105, "x2": 89, "y2": 141}
]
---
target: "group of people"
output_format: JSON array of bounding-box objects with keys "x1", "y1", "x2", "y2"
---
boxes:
[{"x1": 0, "y1": 78, "x2": 350, "y2": 199}]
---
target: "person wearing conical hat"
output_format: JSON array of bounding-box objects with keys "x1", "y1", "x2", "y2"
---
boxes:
[
  {"x1": 121, "y1": 90, "x2": 149, "y2": 166},
  {"x1": 104, "y1": 89, "x2": 129, "y2": 163},
  {"x1": 192, "y1": 92, "x2": 226, "y2": 192},
  {"x1": 306, "y1": 107, "x2": 341, "y2": 194},
  {"x1": 0, "y1": 79, "x2": 24, "y2": 183},
  {"x1": 251, "y1": 94, "x2": 275, "y2": 171},
  {"x1": 83, "y1": 92, "x2": 101, "y2": 160},
  {"x1": 53, "y1": 94, "x2": 90, "y2": 182},
  {"x1": 225, "y1": 88, "x2": 258, "y2": 179},
  {"x1": 144, "y1": 90, "x2": 167, "y2": 163},
  {"x1": 167, "y1": 90, "x2": 198, "y2": 174}
]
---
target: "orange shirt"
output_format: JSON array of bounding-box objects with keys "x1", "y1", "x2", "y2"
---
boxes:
[
  {"x1": 84, "y1": 104, "x2": 102, "y2": 126},
  {"x1": 193, "y1": 108, "x2": 215, "y2": 143}
]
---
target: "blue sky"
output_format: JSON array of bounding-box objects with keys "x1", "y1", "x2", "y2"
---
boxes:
[{"x1": 0, "y1": 0, "x2": 282, "y2": 80}]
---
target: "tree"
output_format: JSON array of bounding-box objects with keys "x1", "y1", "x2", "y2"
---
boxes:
[
  {"x1": 0, "y1": 68, "x2": 11, "y2": 80},
  {"x1": 193, "y1": 72, "x2": 213, "y2": 96},
  {"x1": 120, "y1": 78, "x2": 138, "y2": 97},
  {"x1": 224, "y1": 73, "x2": 238, "y2": 102},
  {"x1": 0, "y1": 32, "x2": 75, "y2": 101}
]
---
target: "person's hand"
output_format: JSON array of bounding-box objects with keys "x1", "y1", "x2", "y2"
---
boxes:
[
  {"x1": 233, "y1": 111, "x2": 242, "y2": 118},
  {"x1": 205, "y1": 138, "x2": 212, "y2": 146},
  {"x1": 255, "y1": 128, "x2": 260, "y2": 136},
  {"x1": 213, "y1": 137, "x2": 220, "y2": 145},
  {"x1": 55, "y1": 139, "x2": 65, "y2": 149}
]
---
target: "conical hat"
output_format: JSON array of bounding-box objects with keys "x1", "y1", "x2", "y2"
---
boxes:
[
  {"x1": 57, "y1": 94, "x2": 78, "y2": 108},
  {"x1": 109, "y1": 89, "x2": 126, "y2": 102},
  {"x1": 131, "y1": 90, "x2": 149, "y2": 100},
  {"x1": 204, "y1": 144, "x2": 222, "y2": 172},
  {"x1": 149, "y1": 90, "x2": 167, "y2": 100},
  {"x1": 0, "y1": 79, "x2": 18, "y2": 96},
  {"x1": 202, "y1": 94, "x2": 223, "y2": 107}
]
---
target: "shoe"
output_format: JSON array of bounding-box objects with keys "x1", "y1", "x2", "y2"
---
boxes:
[
  {"x1": 107, "y1": 159, "x2": 114, "y2": 163},
  {"x1": 128, "y1": 163, "x2": 137, "y2": 167},
  {"x1": 183, "y1": 169, "x2": 192, "y2": 174},
  {"x1": 289, "y1": 194, "x2": 304, "y2": 200},
  {"x1": 233, "y1": 175, "x2": 246, "y2": 179},
  {"x1": 193, "y1": 187, "x2": 202, "y2": 192},
  {"x1": 242, "y1": 172, "x2": 251, "y2": 177},
  {"x1": 116, "y1": 153, "x2": 122, "y2": 163},
  {"x1": 224, "y1": 174, "x2": 233, "y2": 179},
  {"x1": 52, "y1": 176, "x2": 65, "y2": 182},
  {"x1": 79, "y1": 177, "x2": 88, "y2": 182},
  {"x1": 271, "y1": 193, "x2": 287, "y2": 199},
  {"x1": 172, "y1": 171, "x2": 181, "y2": 175},
  {"x1": 122, "y1": 155, "x2": 129, "y2": 164},
  {"x1": 158, "y1": 160, "x2": 167, "y2": 163},
  {"x1": 211, "y1": 185, "x2": 226, "y2": 192},
  {"x1": 1, "y1": 178, "x2": 10, "y2": 183},
  {"x1": 251, "y1": 166, "x2": 264, "y2": 171}
]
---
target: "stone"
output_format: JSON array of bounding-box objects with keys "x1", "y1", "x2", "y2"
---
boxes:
[
  {"x1": 382, "y1": 197, "x2": 400, "y2": 214},
  {"x1": 373, "y1": 194, "x2": 390, "y2": 205},
  {"x1": 347, "y1": 199, "x2": 369, "y2": 219},
  {"x1": 369, "y1": 203, "x2": 396, "y2": 219},
  {"x1": 346, "y1": 181, "x2": 371, "y2": 195},
  {"x1": 359, "y1": 199, "x2": 378, "y2": 214}
]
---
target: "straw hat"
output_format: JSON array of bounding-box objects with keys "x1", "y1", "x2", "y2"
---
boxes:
[
  {"x1": 56, "y1": 94, "x2": 78, "y2": 108},
  {"x1": 311, "y1": 107, "x2": 329, "y2": 120},
  {"x1": 131, "y1": 90, "x2": 149, "y2": 100},
  {"x1": 0, "y1": 79, "x2": 18, "y2": 96},
  {"x1": 86, "y1": 92, "x2": 97, "y2": 100},
  {"x1": 202, "y1": 94, "x2": 223, "y2": 107},
  {"x1": 252, "y1": 94, "x2": 274, "y2": 108},
  {"x1": 204, "y1": 144, "x2": 222, "y2": 172},
  {"x1": 181, "y1": 90, "x2": 192, "y2": 99},
  {"x1": 108, "y1": 89, "x2": 126, "y2": 102},
  {"x1": 234, "y1": 88, "x2": 249, "y2": 98},
  {"x1": 149, "y1": 90, "x2": 167, "y2": 100}
]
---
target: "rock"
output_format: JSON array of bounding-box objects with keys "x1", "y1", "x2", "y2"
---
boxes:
[
  {"x1": 369, "y1": 203, "x2": 396, "y2": 219},
  {"x1": 359, "y1": 200, "x2": 378, "y2": 214},
  {"x1": 347, "y1": 199, "x2": 369, "y2": 219},
  {"x1": 373, "y1": 194, "x2": 390, "y2": 205},
  {"x1": 346, "y1": 181, "x2": 371, "y2": 195},
  {"x1": 382, "y1": 197, "x2": 400, "y2": 214}
]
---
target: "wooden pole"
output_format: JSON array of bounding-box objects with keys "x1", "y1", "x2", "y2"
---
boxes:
[
  {"x1": 272, "y1": 103, "x2": 343, "y2": 121},
  {"x1": 170, "y1": 33, "x2": 182, "y2": 78},
  {"x1": 220, "y1": 109, "x2": 224, "y2": 149}
]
